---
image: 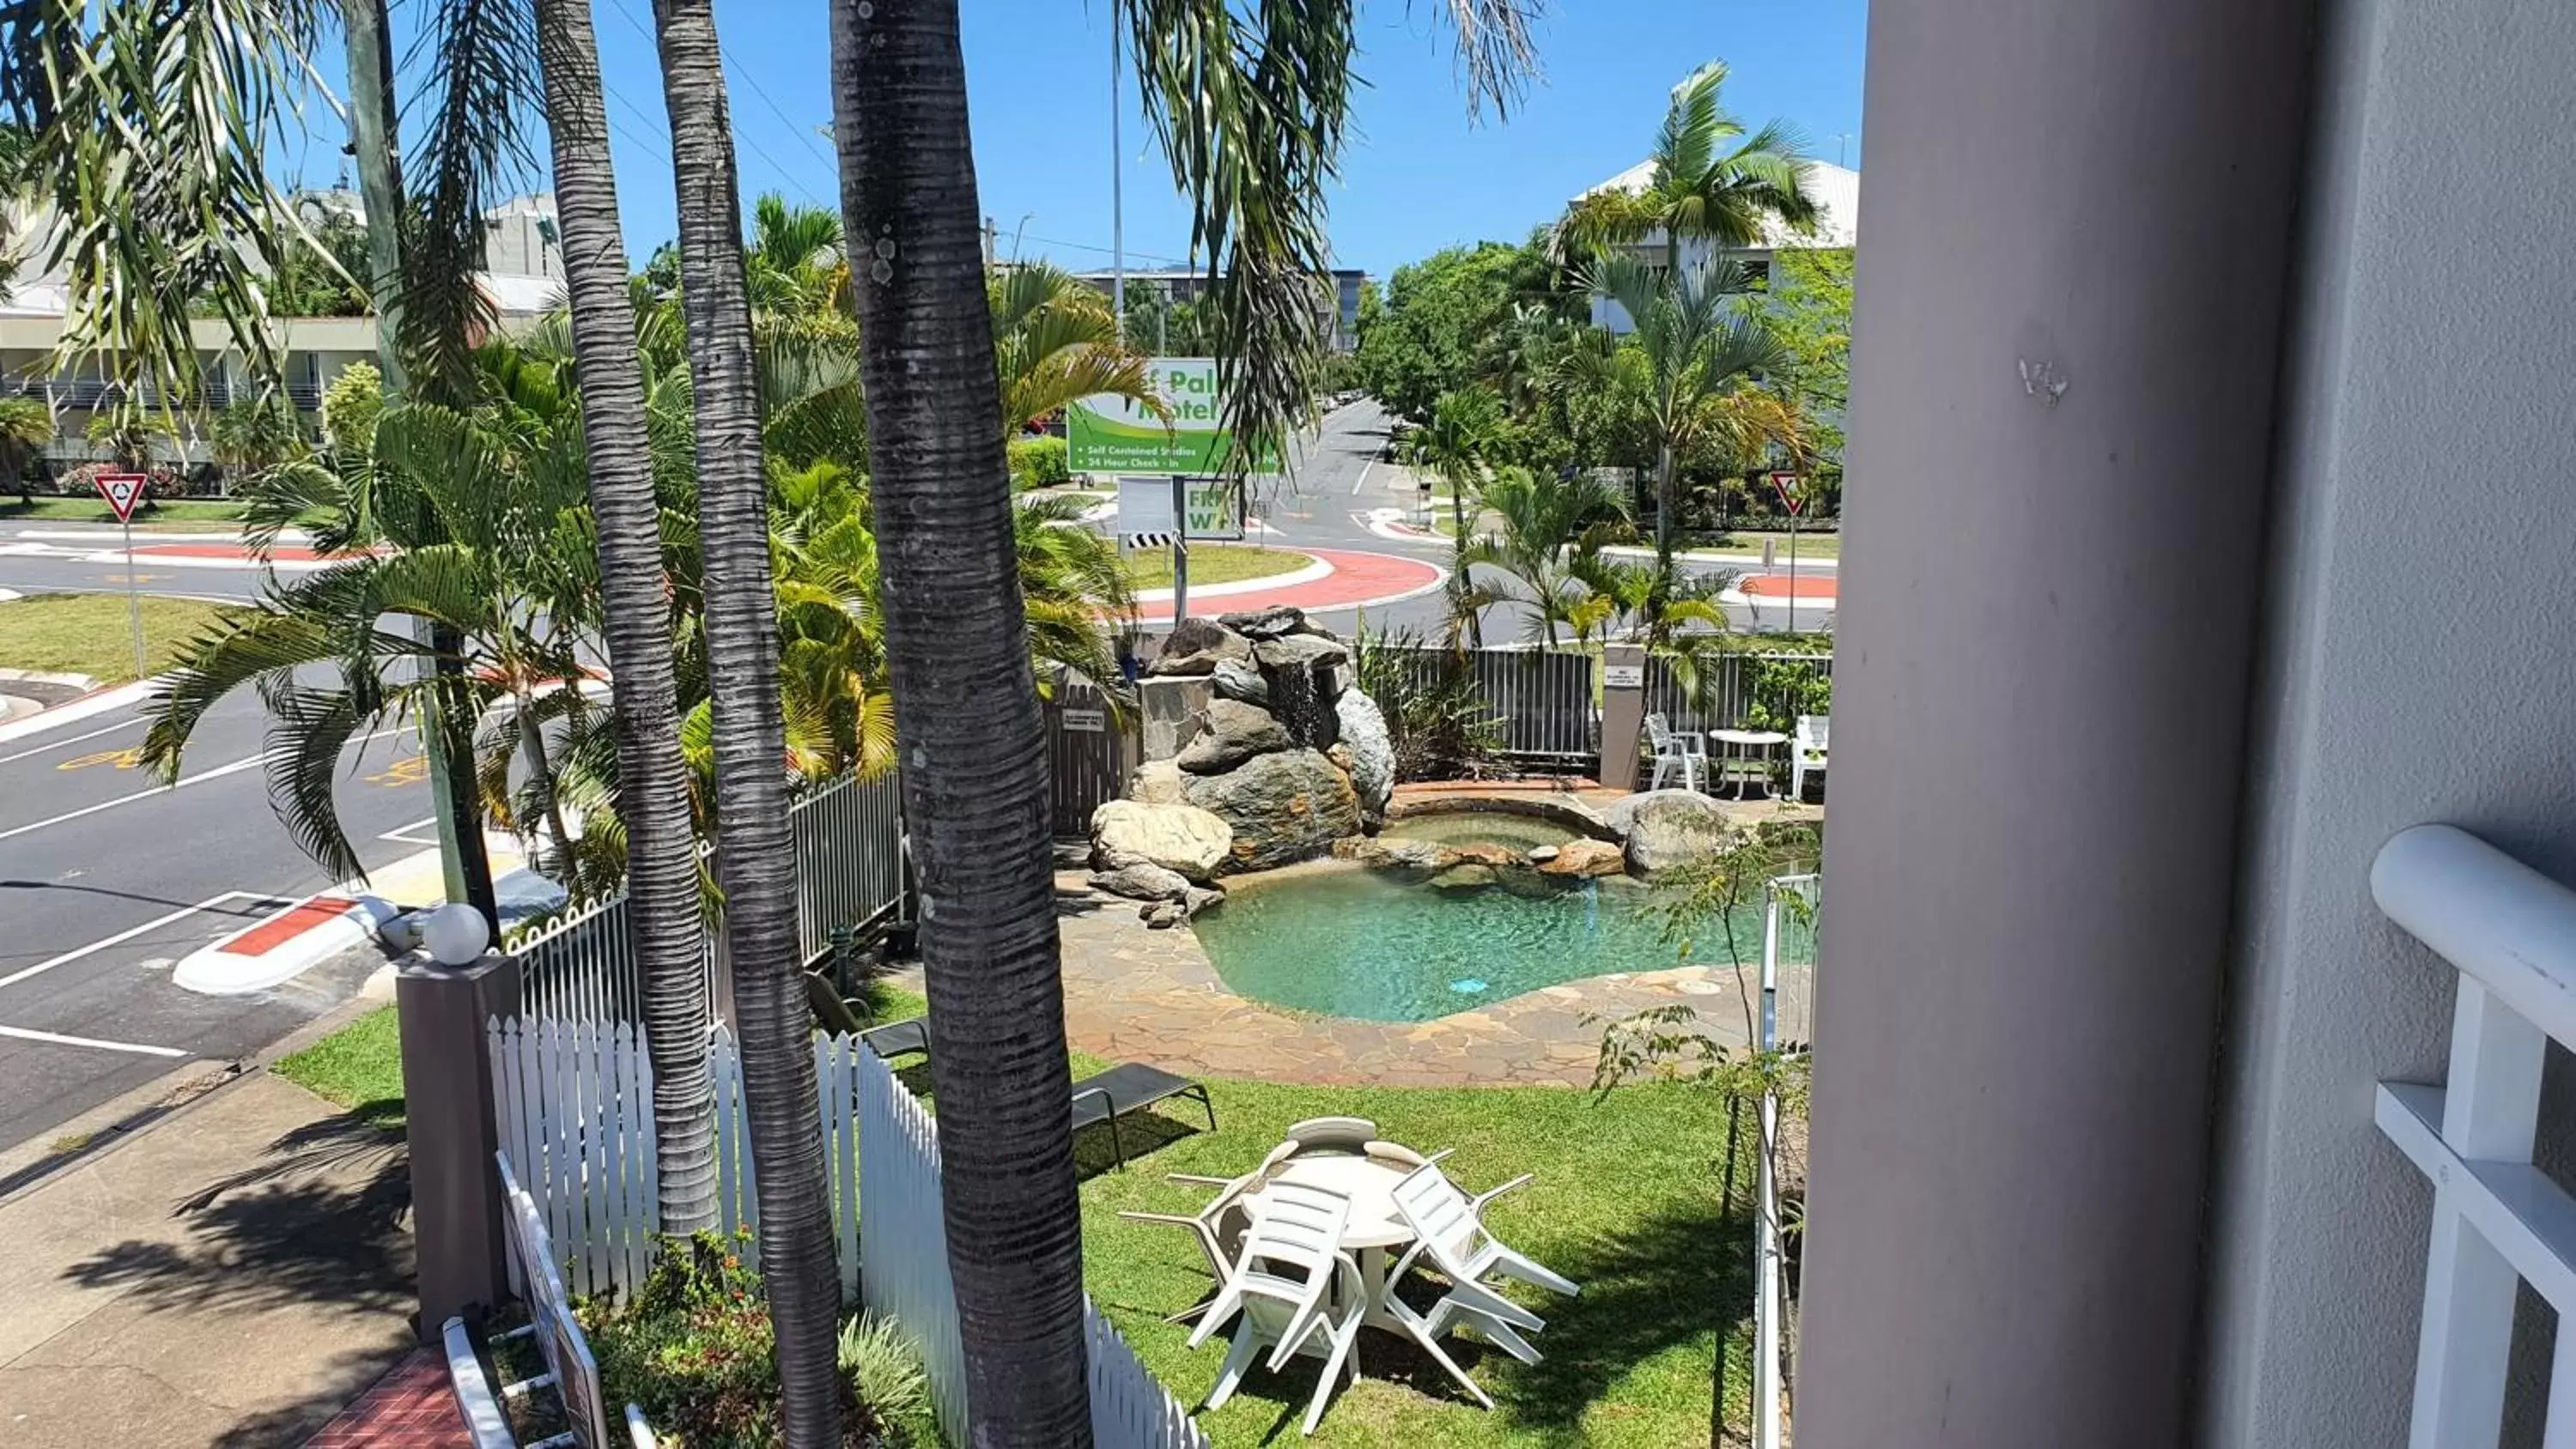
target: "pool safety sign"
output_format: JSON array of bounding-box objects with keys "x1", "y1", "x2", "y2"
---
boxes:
[
  {"x1": 1115, "y1": 476, "x2": 1244, "y2": 543},
  {"x1": 1068, "y1": 357, "x2": 1275, "y2": 474}
]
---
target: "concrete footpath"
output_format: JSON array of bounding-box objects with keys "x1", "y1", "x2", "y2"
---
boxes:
[{"x1": 0, "y1": 1068, "x2": 421, "y2": 1448}]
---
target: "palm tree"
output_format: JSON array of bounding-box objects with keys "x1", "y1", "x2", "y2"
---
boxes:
[
  {"x1": 533, "y1": 0, "x2": 720, "y2": 1236},
  {"x1": 826, "y1": 1, "x2": 1539, "y2": 1440},
  {"x1": 1404, "y1": 387, "x2": 1504, "y2": 646},
  {"x1": 1578, "y1": 258, "x2": 1794, "y2": 553},
  {"x1": 1, "y1": 395, "x2": 52, "y2": 502},
  {"x1": 1459, "y1": 465, "x2": 1631, "y2": 646},
  {"x1": 142, "y1": 403, "x2": 597, "y2": 880},
  {"x1": 990, "y1": 261, "x2": 1157, "y2": 437},
  {"x1": 1552, "y1": 59, "x2": 1818, "y2": 278},
  {"x1": 647, "y1": 2, "x2": 841, "y2": 1440}
]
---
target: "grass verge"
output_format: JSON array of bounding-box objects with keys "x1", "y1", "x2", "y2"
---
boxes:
[
  {"x1": 274, "y1": 1004, "x2": 408, "y2": 1130},
  {"x1": 2, "y1": 496, "x2": 253, "y2": 530},
  {"x1": 1125, "y1": 543, "x2": 1316, "y2": 590},
  {"x1": 0, "y1": 591, "x2": 238, "y2": 684}
]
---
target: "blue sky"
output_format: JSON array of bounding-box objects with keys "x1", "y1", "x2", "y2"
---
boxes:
[{"x1": 306, "y1": 0, "x2": 1866, "y2": 282}]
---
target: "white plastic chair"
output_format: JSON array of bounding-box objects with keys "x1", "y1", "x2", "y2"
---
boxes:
[
  {"x1": 1392, "y1": 1161, "x2": 1580, "y2": 1302},
  {"x1": 1284, "y1": 1116, "x2": 1378, "y2": 1154},
  {"x1": 1644, "y1": 712, "x2": 1707, "y2": 791},
  {"x1": 1791, "y1": 713, "x2": 1829, "y2": 800},
  {"x1": 1189, "y1": 1182, "x2": 1364, "y2": 1435}
]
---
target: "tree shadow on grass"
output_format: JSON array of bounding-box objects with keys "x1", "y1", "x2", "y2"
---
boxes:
[
  {"x1": 58, "y1": 1111, "x2": 416, "y2": 1325},
  {"x1": 1487, "y1": 1191, "x2": 1747, "y2": 1438}
]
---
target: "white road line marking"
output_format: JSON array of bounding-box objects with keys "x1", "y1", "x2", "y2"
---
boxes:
[
  {"x1": 0, "y1": 726, "x2": 409, "y2": 844},
  {"x1": 1351, "y1": 458, "x2": 1377, "y2": 496},
  {"x1": 380, "y1": 816, "x2": 442, "y2": 845},
  {"x1": 0, "y1": 715, "x2": 147, "y2": 766},
  {"x1": 0, "y1": 892, "x2": 270, "y2": 991},
  {"x1": 0, "y1": 1024, "x2": 188, "y2": 1057}
]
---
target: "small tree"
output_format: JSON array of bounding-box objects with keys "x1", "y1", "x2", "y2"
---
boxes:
[
  {"x1": 209, "y1": 391, "x2": 309, "y2": 478},
  {"x1": 1595, "y1": 822, "x2": 1820, "y2": 1445},
  {"x1": 85, "y1": 403, "x2": 167, "y2": 473}
]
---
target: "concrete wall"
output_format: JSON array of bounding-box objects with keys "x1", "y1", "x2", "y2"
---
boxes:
[{"x1": 2196, "y1": 0, "x2": 2576, "y2": 1442}]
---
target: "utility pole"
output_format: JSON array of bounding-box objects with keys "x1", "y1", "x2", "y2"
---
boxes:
[
  {"x1": 1109, "y1": 19, "x2": 1126, "y2": 331},
  {"x1": 343, "y1": 0, "x2": 495, "y2": 928}
]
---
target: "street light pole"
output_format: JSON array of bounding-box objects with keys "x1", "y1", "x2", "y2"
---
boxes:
[{"x1": 1109, "y1": 18, "x2": 1126, "y2": 335}]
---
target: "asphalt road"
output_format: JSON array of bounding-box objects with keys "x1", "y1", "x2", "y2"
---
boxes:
[
  {"x1": 1257, "y1": 398, "x2": 1829, "y2": 638},
  {"x1": 0, "y1": 661, "x2": 431, "y2": 1155}
]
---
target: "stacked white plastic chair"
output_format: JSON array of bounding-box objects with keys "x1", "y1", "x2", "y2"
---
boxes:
[
  {"x1": 1645, "y1": 712, "x2": 1708, "y2": 791},
  {"x1": 1188, "y1": 1181, "x2": 1367, "y2": 1436},
  {"x1": 1385, "y1": 1160, "x2": 1582, "y2": 1400}
]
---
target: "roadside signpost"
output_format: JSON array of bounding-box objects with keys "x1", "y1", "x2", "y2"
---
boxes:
[
  {"x1": 1768, "y1": 470, "x2": 1805, "y2": 634},
  {"x1": 94, "y1": 472, "x2": 150, "y2": 676},
  {"x1": 1074, "y1": 358, "x2": 1264, "y2": 623}
]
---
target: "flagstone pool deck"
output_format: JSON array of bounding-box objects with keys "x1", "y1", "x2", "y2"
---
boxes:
[{"x1": 1042, "y1": 862, "x2": 1814, "y2": 1089}]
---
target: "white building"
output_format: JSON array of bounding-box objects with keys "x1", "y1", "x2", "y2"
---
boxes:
[
  {"x1": 0, "y1": 191, "x2": 565, "y2": 474},
  {"x1": 1577, "y1": 159, "x2": 1858, "y2": 332}
]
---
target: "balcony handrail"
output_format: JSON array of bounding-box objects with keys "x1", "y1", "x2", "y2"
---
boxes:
[
  {"x1": 2373, "y1": 823, "x2": 2576, "y2": 1446},
  {"x1": 2372, "y1": 824, "x2": 2576, "y2": 1048}
]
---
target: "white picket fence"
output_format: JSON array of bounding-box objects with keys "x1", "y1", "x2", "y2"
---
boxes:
[
  {"x1": 488, "y1": 1017, "x2": 866, "y2": 1303},
  {"x1": 489, "y1": 1015, "x2": 1206, "y2": 1449},
  {"x1": 854, "y1": 1046, "x2": 1209, "y2": 1449}
]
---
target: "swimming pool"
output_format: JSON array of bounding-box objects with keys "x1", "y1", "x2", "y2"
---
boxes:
[{"x1": 1191, "y1": 862, "x2": 1789, "y2": 1022}]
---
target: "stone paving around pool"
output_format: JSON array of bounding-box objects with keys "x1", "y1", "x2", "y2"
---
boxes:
[{"x1": 1042, "y1": 866, "x2": 1815, "y2": 1088}]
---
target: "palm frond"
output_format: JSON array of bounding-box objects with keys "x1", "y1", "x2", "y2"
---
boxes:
[{"x1": 397, "y1": 0, "x2": 544, "y2": 402}]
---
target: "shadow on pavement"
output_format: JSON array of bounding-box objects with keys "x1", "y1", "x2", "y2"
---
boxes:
[{"x1": 61, "y1": 1112, "x2": 414, "y2": 1325}]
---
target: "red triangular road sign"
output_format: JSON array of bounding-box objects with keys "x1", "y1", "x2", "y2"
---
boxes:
[
  {"x1": 1768, "y1": 470, "x2": 1805, "y2": 516},
  {"x1": 94, "y1": 472, "x2": 149, "y2": 524}
]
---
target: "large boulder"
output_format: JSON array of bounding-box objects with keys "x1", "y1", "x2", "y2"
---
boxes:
[
  {"x1": 1148, "y1": 617, "x2": 1252, "y2": 676},
  {"x1": 1538, "y1": 838, "x2": 1628, "y2": 877},
  {"x1": 1428, "y1": 863, "x2": 1497, "y2": 892},
  {"x1": 1182, "y1": 749, "x2": 1364, "y2": 872},
  {"x1": 1089, "y1": 861, "x2": 1193, "y2": 903},
  {"x1": 1332, "y1": 688, "x2": 1395, "y2": 817},
  {"x1": 1613, "y1": 791, "x2": 1735, "y2": 876},
  {"x1": 1218, "y1": 604, "x2": 1309, "y2": 640},
  {"x1": 1210, "y1": 658, "x2": 1271, "y2": 706},
  {"x1": 1129, "y1": 760, "x2": 1188, "y2": 805},
  {"x1": 1175, "y1": 698, "x2": 1291, "y2": 774},
  {"x1": 1091, "y1": 798, "x2": 1233, "y2": 882},
  {"x1": 1346, "y1": 837, "x2": 1461, "y2": 876},
  {"x1": 1252, "y1": 634, "x2": 1347, "y2": 671}
]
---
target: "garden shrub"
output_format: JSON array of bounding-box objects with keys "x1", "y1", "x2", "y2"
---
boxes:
[
  {"x1": 1007, "y1": 434, "x2": 1071, "y2": 489},
  {"x1": 1349, "y1": 622, "x2": 1509, "y2": 782},
  {"x1": 582, "y1": 1232, "x2": 917, "y2": 1447}
]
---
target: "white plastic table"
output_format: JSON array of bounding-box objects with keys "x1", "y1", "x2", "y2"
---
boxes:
[
  {"x1": 1249, "y1": 1155, "x2": 1416, "y2": 1333},
  {"x1": 1711, "y1": 728, "x2": 1790, "y2": 799}
]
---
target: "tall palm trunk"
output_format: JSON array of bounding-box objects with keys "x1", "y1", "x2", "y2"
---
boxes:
[
  {"x1": 533, "y1": 0, "x2": 720, "y2": 1236},
  {"x1": 648, "y1": 1, "x2": 843, "y2": 1440},
  {"x1": 829, "y1": 0, "x2": 1093, "y2": 1442}
]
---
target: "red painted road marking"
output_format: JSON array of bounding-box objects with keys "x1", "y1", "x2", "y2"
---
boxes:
[
  {"x1": 1739, "y1": 573, "x2": 1838, "y2": 601},
  {"x1": 220, "y1": 895, "x2": 361, "y2": 955},
  {"x1": 1130, "y1": 546, "x2": 1443, "y2": 624}
]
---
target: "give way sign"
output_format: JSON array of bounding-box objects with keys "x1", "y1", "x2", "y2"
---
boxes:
[{"x1": 94, "y1": 472, "x2": 149, "y2": 524}]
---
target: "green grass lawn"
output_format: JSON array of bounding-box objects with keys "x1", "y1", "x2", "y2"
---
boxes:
[
  {"x1": 1124, "y1": 544, "x2": 1315, "y2": 590},
  {"x1": 0, "y1": 591, "x2": 239, "y2": 683},
  {"x1": 1, "y1": 496, "x2": 258, "y2": 531},
  {"x1": 274, "y1": 1004, "x2": 408, "y2": 1129},
  {"x1": 276, "y1": 982, "x2": 1753, "y2": 1446},
  {"x1": 1702, "y1": 530, "x2": 1842, "y2": 561}
]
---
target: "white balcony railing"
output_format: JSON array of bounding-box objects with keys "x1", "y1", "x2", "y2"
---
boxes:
[{"x1": 2373, "y1": 824, "x2": 2576, "y2": 1446}]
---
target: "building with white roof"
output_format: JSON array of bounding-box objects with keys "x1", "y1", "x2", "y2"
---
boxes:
[
  {"x1": 1577, "y1": 159, "x2": 1859, "y2": 332},
  {"x1": 1, "y1": 191, "x2": 566, "y2": 477}
]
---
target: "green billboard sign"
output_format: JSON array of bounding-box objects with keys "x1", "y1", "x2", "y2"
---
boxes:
[{"x1": 1067, "y1": 357, "x2": 1270, "y2": 474}]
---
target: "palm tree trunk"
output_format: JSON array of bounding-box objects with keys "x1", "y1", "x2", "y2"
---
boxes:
[
  {"x1": 532, "y1": 0, "x2": 720, "y2": 1235},
  {"x1": 1656, "y1": 439, "x2": 1677, "y2": 554},
  {"x1": 649, "y1": 1, "x2": 843, "y2": 1440},
  {"x1": 830, "y1": 0, "x2": 1093, "y2": 1442}
]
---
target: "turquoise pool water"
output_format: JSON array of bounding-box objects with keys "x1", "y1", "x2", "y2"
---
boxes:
[{"x1": 1192, "y1": 864, "x2": 1787, "y2": 1022}]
